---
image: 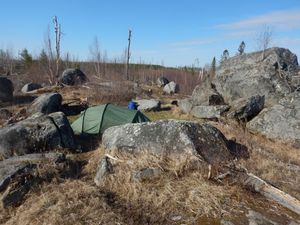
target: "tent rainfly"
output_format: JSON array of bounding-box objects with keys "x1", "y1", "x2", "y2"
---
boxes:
[{"x1": 71, "y1": 103, "x2": 150, "y2": 135}]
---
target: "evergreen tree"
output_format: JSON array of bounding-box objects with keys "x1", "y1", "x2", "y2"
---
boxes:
[
  {"x1": 20, "y1": 48, "x2": 33, "y2": 68},
  {"x1": 38, "y1": 49, "x2": 49, "y2": 73},
  {"x1": 238, "y1": 41, "x2": 246, "y2": 55},
  {"x1": 220, "y1": 49, "x2": 229, "y2": 63},
  {"x1": 210, "y1": 57, "x2": 216, "y2": 79},
  {"x1": 39, "y1": 49, "x2": 48, "y2": 61}
]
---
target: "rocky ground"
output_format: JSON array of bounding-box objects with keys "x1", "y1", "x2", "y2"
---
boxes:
[{"x1": 0, "y1": 48, "x2": 300, "y2": 225}]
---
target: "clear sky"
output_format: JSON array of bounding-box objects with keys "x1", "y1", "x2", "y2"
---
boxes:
[{"x1": 1, "y1": 0, "x2": 300, "y2": 67}]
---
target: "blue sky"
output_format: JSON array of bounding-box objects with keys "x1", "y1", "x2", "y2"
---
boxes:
[{"x1": 1, "y1": 0, "x2": 300, "y2": 67}]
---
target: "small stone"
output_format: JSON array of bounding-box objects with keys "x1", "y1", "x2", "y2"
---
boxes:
[
  {"x1": 94, "y1": 156, "x2": 113, "y2": 186},
  {"x1": 133, "y1": 168, "x2": 162, "y2": 182}
]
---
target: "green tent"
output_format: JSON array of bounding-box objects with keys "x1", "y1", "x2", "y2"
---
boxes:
[{"x1": 71, "y1": 103, "x2": 150, "y2": 135}]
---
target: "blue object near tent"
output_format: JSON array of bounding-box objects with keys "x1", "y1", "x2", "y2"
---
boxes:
[{"x1": 128, "y1": 101, "x2": 138, "y2": 110}]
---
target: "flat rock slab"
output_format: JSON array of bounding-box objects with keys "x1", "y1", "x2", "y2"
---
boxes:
[
  {"x1": 133, "y1": 168, "x2": 162, "y2": 182},
  {"x1": 191, "y1": 105, "x2": 230, "y2": 119},
  {"x1": 135, "y1": 99, "x2": 161, "y2": 111}
]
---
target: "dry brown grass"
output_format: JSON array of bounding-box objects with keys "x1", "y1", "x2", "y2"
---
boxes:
[
  {"x1": 1, "y1": 141, "x2": 298, "y2": 225},
  {"x1": 145, "y1": 106, "x2": 199, "y2": 122},
  {"x1": 58, "y1": 83, "x2": 135, "y2": 107},
  {"x1": 209, "y1": 119, "x2": 300, "y2": 199},
  {"x1": 0, "y1": 148, "x2": 240, "y2": 225},
  {"x1": 88, "y1": 148, "x2": 233, "y2": 218}
]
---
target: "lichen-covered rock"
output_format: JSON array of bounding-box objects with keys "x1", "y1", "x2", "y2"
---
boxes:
[
  {"x1": 0, "y1": 112, "x2": 76, "y2": 159},
  {"x1": 60, "y1": 68, "x2": 87, "y2": 86},
  {"x1": 102, "y1": 120, "x2": 240, "y2": 165},
  {"x1": 0, "y1": 76, "x2": 13, "y2": 102},
  {"x1": 247, "y1": 92, "x2": 300, "y2": 147},
  {"x1": 28, "y1": 93, "x2": 62, "y2": 115},
  {"x1": 215, "y1": 47, "x2": 299, "y2": 104}
]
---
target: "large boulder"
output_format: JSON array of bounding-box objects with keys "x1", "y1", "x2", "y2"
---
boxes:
[
  {"x1": 156, "y1": 76, "x2": 169, "y2": 87},
  {"x1": 60, "y1": 68, "x2": 87, "y2": 86},
  {"x1": 247, "y1": 92, "x2": 300, "y2": 147},
  {"x1": 102, "y1": 120, "x2": 246, "y2": 165},
  {"x1": 135, "y1": 99, "x2": 161, "y2": 111},
  {"x1": 0, "y1": 112, "x2": 76, "y2": 159},
  {"x1": 0, "y1": 76, "x2": 13, "y2": 102},
  {"x1": 179, "y1": 80, "x2": 226, "y2": 117},
  {"x1": 191, "y1": 82, "x2": 225, "y2": 106},
  {"x1": 163, "y1": 81, "x2": 178, "y2": 94},
  {"x1": 215, "y1": 47, "x2": 299, "y2": 105},
  {"x1": 28, "y1": 93, "x2": 62, "y2": 115},
  {"x1": 228, "y1": 95, "x2": 265, "y2": 121},
  {"x1": 21, "y1": 82, "x2": 42, "y2": 93}
]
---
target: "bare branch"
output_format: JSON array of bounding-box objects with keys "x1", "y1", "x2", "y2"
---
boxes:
[{"x1": 256, "y1": 25, "x2": 273, "y2": 60}]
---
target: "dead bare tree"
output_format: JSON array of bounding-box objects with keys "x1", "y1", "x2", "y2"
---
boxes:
[
  {"x1": 89, "y1": 36, "x2": 102, "y2": 77},
  {"x1": 256, "y1": 25, "x2": 273, "y2": 60},
  {"x1": 53, "y1": 16, "x2": 62, "y2": 84},
  {"x1": 43, "y1": 26, "x2": 55, "y2": 84},
  {"x1": 0, "y1": 47, "x2": 15, "y2": 75},
  {"x1": 42, "y1": 16, "x2": 62, "y2": 85},
  {"x1": 125, "y1": 29, "x2": 132, "y2": 80}
]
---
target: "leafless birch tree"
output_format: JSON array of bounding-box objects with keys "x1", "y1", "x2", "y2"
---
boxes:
[
  {"x1": 0, "y1": 47, "x2": 15, "y2": 75},
  {"x1": 89, "y1": 36, "x2": 102, "y2": 77},
  {"x1": 256, "y1": 25, "x2": 273, "y2": 60},
  {"x1": 43, "y1": 16, "x2": 62, "y2": 84}
]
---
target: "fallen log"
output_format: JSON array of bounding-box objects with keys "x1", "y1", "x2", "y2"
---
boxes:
[
  {"x1": 239, "y1": 172, "x2": 300, "y2": 215},
  {"x1": 22, "y1": 85, "x2": 61, "y2": 94},
  {"x1": 1, "y1": 153, "x2": 65, "y2": 165}
]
